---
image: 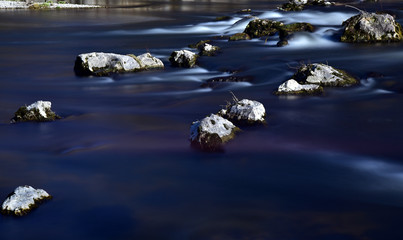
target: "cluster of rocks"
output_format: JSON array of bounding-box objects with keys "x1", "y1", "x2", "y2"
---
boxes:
[
  {"x1": 2, "y1": 186, "x2": 51, "y2": 216},
  {"x1": 190, "y1": 97, "x2": 266, "y2": 151},
  {"x1": 279, "y1": 0, "x2": 334, "y2": 11},
  {"x1": 276, "y1": 63, "x2": 358, "y2": 95}
]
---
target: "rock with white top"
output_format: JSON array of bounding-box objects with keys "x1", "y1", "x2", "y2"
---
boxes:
[
  {"x1": 2, "y1": 186, "x2": 51, "y2": 216},
  {"x1": 74, "y1": 52, "x2": 163, "y2": 76},
  {"x1": 219, "y1": 99, "x2": 266, "y2": 124},
  {"x1": 341, "y1": 12, "x2": 403, "y2": 43},
  {"x1": 276, "y1": 79, "x2": 323, "y2": 95},
  {"x1": 198, "y1": 43, "x2": 220, "y2": 56},
  {"x1": 190, "y1": 114, "x2": 239, "y2": 150},
  {"x1": 169, "y1": 50, "x2": 198, "y2": 68},
  {"x1": 11, "y1": 100, "x2": 61, "y2": 123},
  {"x1": 136, "y1": 53, "x2": 164, "y2": 70},
  {"x1": 279, "y1": 0, "x2": 333, "y2": 11},
  {"x1": 293, "y1": 63, "x2": 358, "y2": 87}
]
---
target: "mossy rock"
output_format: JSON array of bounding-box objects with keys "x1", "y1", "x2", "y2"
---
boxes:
[
  {"x1": 278, "y1": 22, "x2": 314, "y2": 46},
  {"x1": 188, "y1": 40, "x2": 211, "y2": 49},
  {"x1": 11, "y1": 106, "x2": 61, "y2": 123},
  {"x1": 244, "y1": 18, "x2": 284, "y2": 38},
  {"x1": 229, "y1": 33, "x2": 252, "y2": 41},
  {"x1": 279, "y1": 2, "x2": 305, "y2": 11},
  {"x1": 341, "y1": 12, "x2": 403, "y2": 43}
]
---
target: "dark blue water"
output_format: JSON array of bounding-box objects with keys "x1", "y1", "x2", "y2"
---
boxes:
[{"x1": 1, "y1": 0, "x2": 403, "y2": 239}]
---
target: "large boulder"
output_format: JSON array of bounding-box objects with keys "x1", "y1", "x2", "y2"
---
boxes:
[
  {"x1": 219, "y1": 99, "x2": 266, "y2": 125},
  {"x1": 74, "y1": 52, "x2": 163, "y2": 76},
  {"x1": 244, "y1": 18, "x2": 284, "y2": 38},
  {"x1": 276, "y1": 79, "x2": 323, "y2": 95},
  {"x1": 341, "y1": 12, "x2": 403, "y2": 43},
  {"x1": 2, "y1": 186, "x2": 51, "y2": 216},
  {"x1": 11, "y1": 100, "x2": 61, "y2": 123},
  {"x1": 292, "y1": 63, "x2": 358, "y2": 87},
  {"x1": 190, "y1": 114, "x2": 239, "y2": 150},
  {"x1": 169, "y1": 50, "x2": 198, "y2": 68}
]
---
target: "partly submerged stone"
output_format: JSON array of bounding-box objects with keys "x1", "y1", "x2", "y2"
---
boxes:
[
  {"x1": 201, "y1": 75, "x2": 253, "y2": 88},
  {"x1": 279, "y1": 0, "x2": 333, "y2": 11},
  {"x1": 136, "y1": 53, "x2": 164, "y2": 70},
  {"x1": 169, "y1": 50, "x2": 198, "y2": 68},
  {"x1": 215, "y1": 16, "x2": 232, "y2": 21},
  {"x1": 276, "y1": 79, "x2": 323, "y2": 95},
  {"x1": 293, "y1": 63, "x2": 358, "y2": 87},
  {"x1": 341, "y1": 12, "x2": 403, "y2": 43},
  {"x1": 2, "y1": 186, "x2": 51, "y2": 216},
  {"x1": 75, "y1": 52, "x2": 142, "y2": 76},
  {"x1": 11, "y1": 100, "x2": 61, "y2": 123},
  {"x1": 278, "y1": 22, "x2": 315, "y2": 47},
  {"x1": 190, "y1": 114, "x2": 239, "y2": 150},
  {"x1": 229, "y1": 33, "x2": 252, "y2": 41},
  {"x1": 219, "y1": 99, "x2": 266, "y2": 124},
  {"x1": 198, "y1": 43, "x2": 220, "y2": 56},
  {"x1": 188, "y1": 40, "x2": 211, "y2": 49},
  {"x1": 244, "y1": 18, "x2": 284, "y2": 38}
]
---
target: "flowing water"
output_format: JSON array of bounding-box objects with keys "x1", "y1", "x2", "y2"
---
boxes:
[{"x1": 1, "y1": 0, "x2": 403, "y2": 239}]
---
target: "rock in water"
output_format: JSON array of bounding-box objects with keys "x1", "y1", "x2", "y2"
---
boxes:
[
  {"x1": 228, "y1": 33, "x2": 251, "y2": 41},
  {"x1": 2, "y1": 186, "x2": 51, "y2": 216},
  {"x1": 280, "y1": 0, "x2": 333, "y2": 11},
  {"x1": 341, "y1": 12, "x2": 403, "y2": 43},
  {"x1": 74, "y1": 52, "x2": 142, "y2": 76},
  {"x1": 219, "y1": 99, "x2": 266, "y2": 124},
  {"x1": 169, "y1": 50, "x2": 198, "y2": 68},
  {"x1": 276, "y1": 79, "x2": 323, "y2": 95},
  {"x1": 11, "y1": 100, "x2": 61, "y2": 123},
  {"x1": 198, "y1": 43, "x2": 220, "y2": 56},
  {"x1": 244, "y1": 18, "x2": 284, "y2": 38},
  {"x1": 293, "y1": 63, "x2": 358, "y2": 87},
  {"x1": 136, "y1": 53, "x2": 164, "y2": 70},
  {"x1": 190, "y1": 114, "x2": 239, "y2": 150}
]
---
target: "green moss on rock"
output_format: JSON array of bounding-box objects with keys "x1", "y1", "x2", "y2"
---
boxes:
[
  {"x1": 244, "y1": 18, "x2": 284, "y2": 38},
  {"x1": 229, "y1": 33, "x2": 251, "y2": 41}
]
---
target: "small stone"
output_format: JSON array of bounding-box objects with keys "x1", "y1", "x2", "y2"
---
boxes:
[
  {"x1": 228, "y1": 33, "x2": 251, "y2": 41},
  {"x1": 11, "y1": 100, "x2": 61, "y2": 123},
  {"x1": 136, "y1": 53, "x2": 164, "y2": 70},
  {"x1": 276, "y1": 79, "x2": 323, "y2": 95},
  {"x1": 293, "y1": 63, "x2": 358, "y2": 87},
  {"x1": 341, "y1": 12, "x2": 403, "y2": 43},
  {"x1": 198, "y1": 43, "x2": 220, "y2": 56},
  {"x1": 188, "y1": 40, "x2": 211, "y2": 49},
  {"x1": 2, "y1": 186, "x2": 51, "y2": 216},
  {"x1": 190, "y1": 114, "x2": 239, "y2": 150},
  {"x1": 219, "y1": 99, "x2": 266, "y2": 124},
  {"x1": 169, "y1": 50, "x2": 198, "y2": 68}
]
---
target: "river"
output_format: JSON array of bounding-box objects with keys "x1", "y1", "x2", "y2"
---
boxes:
[{"x1": 1, "y1": 0, "x2": 403, "y2": 239}]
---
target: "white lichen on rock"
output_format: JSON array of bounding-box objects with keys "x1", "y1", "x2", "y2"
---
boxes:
[
  {"x1": 219, "y1": 99, "x2": 266, "y2": 124},
  {"x1": 2, "y1": 186, "x2": 51, "y2": 216},
  {"x1": 198, "y1": 43, "x2": 220, "y2": 56},
  {"x1": 341, "y1": 12, "x2": 403, "y2": 43},
  {"x1": 190, "y1": 114, "x2": 239, "y2": 150},
  {"x1": 169, "y1": 50, "x2": 198, "y2": 68},
  {"x1": 277, "y1": 79, "x2": 323, "y2": 95},
  {"x1": 293, "y1": 63, "x2": 358, "y2": 87},
  {"x1": 74, "y1": 52, "x2": 164, "y2": 76},
  {"x1": 11, "y1": 100, "x2": 61, "y2": 123},
  {"x1": 137, "y1": 53, "x2": 164, "y2": 70}
]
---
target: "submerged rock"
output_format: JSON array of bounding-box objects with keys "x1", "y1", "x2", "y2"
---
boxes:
[
  {"x1": 190, "y1": 114, "x2": 239, "y2": 150},
  {"x1": 293, "y1": 63, "x2": 358, "y2": 87},
  {"x1": 201, "y1": 75, "x2": 253, "y2": 88},
  {"x1": 229, "y1": 33, "x2": 251, "y2": 41},
  {"x1": 244, "y1": 18, "x2": 284, "y2": 38},
  {"x1": 215, "y1": 16, "x2": 232, "y2": 21},
  {"x1": 341, "y1": 12, "x2": 403, "y2": 43},
  {"x1": 278, "y1": 22, "x2": 315, "y2": 46},
  {"x1": 2, "y1": 186, "x2": 51, "y2": 216},
  {"x1": 198, "y1": 43, "x2": 220, "y2": 56},
  {"x1": 11, "y1": 100, "x2": 61, "y2": 123},
  {"x1": 74, "y1": 52, "x2": 163, "y2": 76},
  {"x1": 276, "y1": 79, "x2": 323, "y2": 95},
  {"x1": 169, "y1": 50, "x2": 198, "y2": 68},
  {"x1": 219, "y1": 99, "x2": 266, "y2": 124}
]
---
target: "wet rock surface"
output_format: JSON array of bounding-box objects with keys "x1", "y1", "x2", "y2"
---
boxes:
[
  {"x1": 279, "y1": 0, "x2": 333, "y2": 11},
  {"x1": 229, "y1": 33, "x2": 252, "y2": 41},
  {"x1": 244, "y1": 18, "x2": 284, "y2": 38},
  {"x1": 201, "y1": 75, "x2": 253, "y2": 88},
  {"x1": 341, "y1": 12, "x2": 403, "y2": 43},
  {"x1": 276, "y1": 79, "x2": 324, "y2": 95},
  {"x1": 169, "y1": 50, "x2": 198, "y2": 68},
  {"x1": 190, "y1": 114, "x2": 239, "y2": 151},
  {"x1": 11, "y1": 100, "x2": 61, "y2": 123},
  {"x1": 198, "y1": 43, "x2": 220, "y2": 56},
  {"x1": 136, "y1": 53, "x2": 164, "y2": 70},
  {"x1": 2, "y1": 186, "x2": 51, "y2": 216}
]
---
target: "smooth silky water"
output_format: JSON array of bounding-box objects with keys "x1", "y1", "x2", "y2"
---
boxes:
[{"x1": 1, "y1": 0, "x2": 403, "y2": 239}]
